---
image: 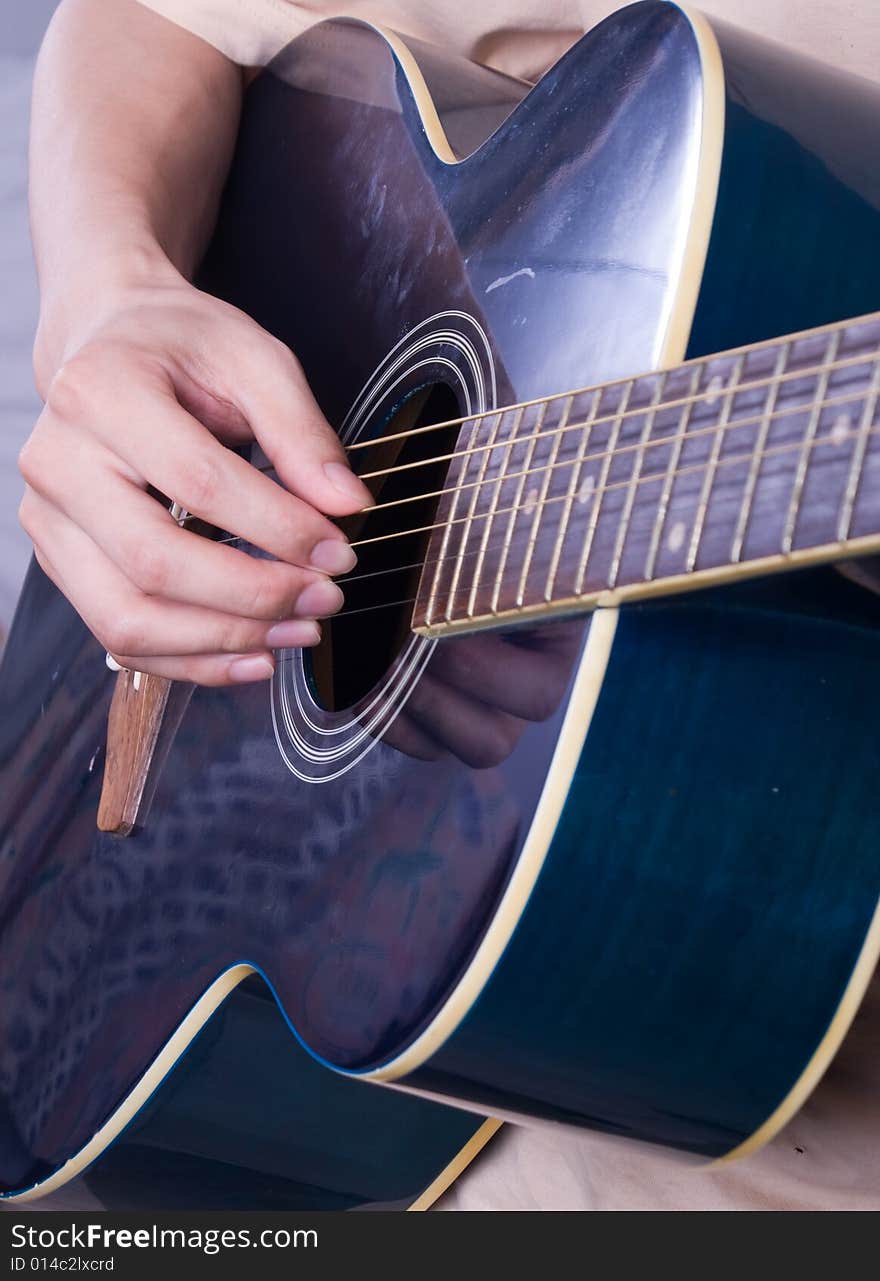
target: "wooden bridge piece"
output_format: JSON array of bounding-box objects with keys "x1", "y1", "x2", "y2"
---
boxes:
[{"x1": 97, "y1": 668, "x2": 187, "y2": 836}]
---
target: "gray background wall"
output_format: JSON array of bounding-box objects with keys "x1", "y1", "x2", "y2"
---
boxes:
[
  {"x1": 5, "y1": 2, "x2": 60, "y2": 53},
  {"x1": 0, "y1": 1, "x2": 60, "y2": 629}
]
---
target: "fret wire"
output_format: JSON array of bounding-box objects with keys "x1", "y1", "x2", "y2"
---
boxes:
[
  {"x1": 442, "y1": 410, "x2": 505, "y2": 623},
  {"x1": 489, "y1": 401, "x2": 547, "y2": 614},
  {"x1": 224, "y1": 420, "x2": 880, "y2": 595},
  {"x1": 356, "y1": 415, "x2": 880, "y2": 555},
  {"x1": 514, "y1": 396, "x2": 573, "y2": 607},
  {"x1": 354, "y1": 382, "x2": 875, "y2": 525},
  {"x1": 466, "y1": 405, "x2": 525, "y2": 618},
  {"x1": 215, "y1": 376, "x2": 880, "y2": 548},
  {"x1": 328, "y1": 407, "x2": 880, "y2": 599},
  {"x1": 729, "y1": 344, "x2": 790, "y2": 563},
  {"x1": 543, "y1": 389, "x2": 602, "y2": 602},
  {"x1": 837, "y1": 358, "x2": 880, "y2": 541},
  {"x1": 573, "y1": 380, "x2": 635, "y2": 594},
  {"x1": 422, "y1": 413, "x2": 484, "y2": 626},
  {"x1": 607, "y1": 374, "x2": 667, "y2": 588},
  {"x1": 643, "y1": 364, "x2": 703, "y2": 580},
  {"x1": 781, "y1": 331, "x2": 840, "y2": 554},
  {"x1": 347, "y1": 321, "x2": 878, "y2": 458},
  {"x1": 357, "y1": 348, "x2": 880, "y2": 485},
  {"x1": 685, "y1": 355, "x2": 747, "y2": 572}
]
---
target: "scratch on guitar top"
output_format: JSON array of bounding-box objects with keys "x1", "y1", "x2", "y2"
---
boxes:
[{"x1": 485, "y1": 267, "x2": 536, "y2": 293}]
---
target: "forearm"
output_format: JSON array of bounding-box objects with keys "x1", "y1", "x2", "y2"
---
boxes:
[
  {"x1": 22, "y1": 0, "x2": 369, "y2": 687},
  {"x1": 30, "y1": 0, "x2": 243, "y2": 392}
]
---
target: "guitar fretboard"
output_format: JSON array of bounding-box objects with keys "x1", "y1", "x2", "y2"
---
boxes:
[{"x1": 412, "y1": 312, "x2": 880, "y2": 636}]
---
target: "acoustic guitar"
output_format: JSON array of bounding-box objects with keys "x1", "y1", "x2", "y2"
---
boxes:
[{"x1": 3, "y1": 0, "x2": 880, "y2": 1207}]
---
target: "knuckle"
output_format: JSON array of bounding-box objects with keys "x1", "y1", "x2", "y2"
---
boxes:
[
  {"x1": 263, "y1": 331, "x2": 299, "y2": 373},
  {"x1": 124, "y1": 541, "x2": 170, "y2": 596},
  {"x1": 45, "y1": 353, "x2": 102, "y2": 422},
  {"x1": 218, "y1": 617, "x2": 258, "y2": 654},
  {"x1": 180, "y1": 666, "x2": 205, "y2": 685},
  {"x1": 17, "y1": 489, "x2": 38, "y2": 537},
  {"x1": 247, "y1": 568, "x2": 297, "y2": 620},
  {"x1": 180, "y1": 452, "x2": 221, "y2": 515},
  {"x1": 18, "y1": 426, "x2": 71, "y2": 502},
  {"x1": 17, "y1": 436, "x2": 44, "y2": 486},
  {"x1": 171, "y1": 662, "x2": 206, "y2": 685},
  {"x1": 101, "y1": 611, "x2": 144, "y2": 658},
  {"x1": 277, "y1": 502, "x2": 321, "y2": 560}
]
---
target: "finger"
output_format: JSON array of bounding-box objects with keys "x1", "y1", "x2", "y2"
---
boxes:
[
  {"x1": 427, "y1": 633, "x2": 571, "y2": 722},
  {"x1": 208, "y1": 322, "x2": 374, "y2": 517},
  {"x1": 382, "y1": 711, "x2": 448, "y2": 762},
  {"x1": 36, "y1": 377, "x2": 358, "y2": 574},
  {"x1": 110, "y1": 650, "x2": 279, "y2": 686},
  {"x1": 21, "y1": 494, "x2": 328, "y2": 659},
  {"x1": 404, "y1": 670, "x2": 525, "y2": 768},
  {"x1": 29, "y1": 448, "x2": 343, "y2": 620}
]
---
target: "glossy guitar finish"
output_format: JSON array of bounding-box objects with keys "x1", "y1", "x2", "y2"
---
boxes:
[
  {"x1": 3, "y1": 2, "x2": 880, "y2": 1201},
  {"x1": 0, "y1": 569, "x2": 499, "y2": 1209}
]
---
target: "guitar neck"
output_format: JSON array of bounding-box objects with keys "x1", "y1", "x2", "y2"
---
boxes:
[{"x1": 413, "y1": 311, "x2": 880, "y2": 636}]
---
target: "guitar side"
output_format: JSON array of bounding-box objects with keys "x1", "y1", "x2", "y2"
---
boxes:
[
  {"x1": 2, "y1": 949, "x2": 497, "y2": 1210},
  {"x1": 370, "y1": 10, "x2": 880, "y2": 1156}
]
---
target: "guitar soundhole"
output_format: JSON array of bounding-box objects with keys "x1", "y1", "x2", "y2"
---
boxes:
[{"x1": 309, "y1": 383, "x2": 460, "y2": 711}]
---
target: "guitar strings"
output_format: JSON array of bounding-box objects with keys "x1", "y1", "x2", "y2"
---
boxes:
[
  {"x1": 348, "y1": 422, "x2": 867, "y2": 553},
  {"x1": 342, "y1": 416, "x2": 880, "y2": 609},
  {"x1": 241, "y1": 349, "x2": 874, "y2": 507},
  {"x1": 208, "y1": 416, "x2": 880, "y2": 621},
  {"x1": 231, "y1": 381, "x2": 873, "y2": 541},
  {"x1": 351, "y1": 353, "x2": 878, "y2": 487},
  {"x1": 343, "y1": 343, "x2": 876, "y2": 468},
  {"x1": 348, "y1": 386, "x2": 870, "y2": 526}
]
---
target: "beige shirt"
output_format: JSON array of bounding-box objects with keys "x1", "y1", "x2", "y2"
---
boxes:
[
  {"x1": 133, "y1": 0, "x2": 880, "y2": 1210},
  {"x1": 133, "y1": 0, "x2": 880, "y2": 83}
]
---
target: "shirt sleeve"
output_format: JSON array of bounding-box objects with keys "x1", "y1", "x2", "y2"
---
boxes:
[{"x1": 132, "y1": 0, "x2": 317, "y2": 66}]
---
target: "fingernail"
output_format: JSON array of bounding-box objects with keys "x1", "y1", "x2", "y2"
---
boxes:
[
  {"x1": 323, "y1": 461, "x2": 373, "y2": 506},
  {"x1": 310, "y1": 538, "x2": 357, "y2": 575},
  {"x1": 228, "y1": 654, "x2": 275, "y2": 683},
  {"x1": 266, "y1": 619, "x2": 321, "y2": 648},
  {"x1": 295, "y1": 579, "x2": 344, "y2": 617}
]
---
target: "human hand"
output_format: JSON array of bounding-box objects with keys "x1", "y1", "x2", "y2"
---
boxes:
[{"x1": 19, "y1": 273, "x2": 372, "y2": 685}]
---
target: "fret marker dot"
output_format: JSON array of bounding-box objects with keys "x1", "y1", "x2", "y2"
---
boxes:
[
  {"x1": 831, "y1": 412, "x2": 851, "y2": 446},
  {"x1": 577, "y1": 475, "x2": 595, "y2": 505},
  {"x1": 524, "y1": 487, "x2": 539, "y2": 516},
  {"x1": 706, "y1": 375, "x2": 725, "y2": 407},
  {"x1": 668, "y1": 520, "x2": 687, "y2": 553}
]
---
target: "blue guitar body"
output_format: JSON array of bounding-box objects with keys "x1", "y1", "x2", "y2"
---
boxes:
[{"x1": 2, "y1": 1, "x2": 880, "y2": 1204}]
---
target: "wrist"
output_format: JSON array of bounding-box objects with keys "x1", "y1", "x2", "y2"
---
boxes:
[{"x1": 33, "y1": 237, "x2": 184, "y2": 396}]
